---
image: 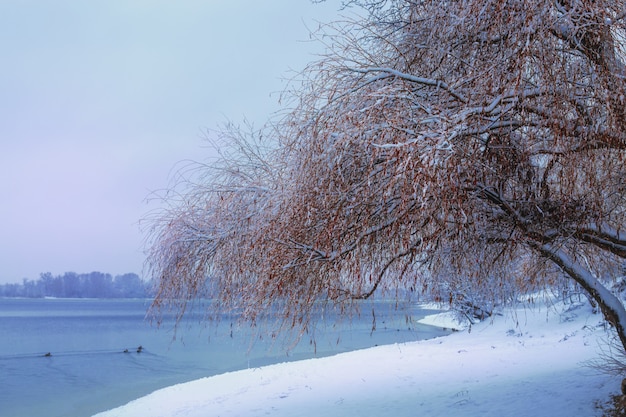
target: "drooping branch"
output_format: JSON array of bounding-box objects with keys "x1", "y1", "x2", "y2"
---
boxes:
[{"x1": 147, "y1": 0, "x2": 626, "y2": 352}]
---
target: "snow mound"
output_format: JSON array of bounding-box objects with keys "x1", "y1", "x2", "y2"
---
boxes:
[
  {"x1": 418, "y1": 310, "x2": 469, "y2": 331},
  {"x1": 93, "y1": 299, "x2": 621, "y2": 417}
]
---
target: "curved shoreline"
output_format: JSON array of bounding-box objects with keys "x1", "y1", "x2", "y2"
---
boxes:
[{"x1": 92, "y1": 302, "x2": 618, "y2": 417}]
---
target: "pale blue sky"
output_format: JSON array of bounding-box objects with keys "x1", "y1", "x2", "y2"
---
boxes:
[{"x1": 0, "y1": 1, "x2": 343, "y2": 284}]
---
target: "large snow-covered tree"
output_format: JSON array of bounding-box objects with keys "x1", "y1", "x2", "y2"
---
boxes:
[{"x1": 147, "y1": 0, "x2": 626, "y2": 350}]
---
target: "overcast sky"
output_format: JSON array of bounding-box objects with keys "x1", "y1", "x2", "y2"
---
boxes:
[{"x1": 0, "y1": 1, "x2": 344, "y2": 284}]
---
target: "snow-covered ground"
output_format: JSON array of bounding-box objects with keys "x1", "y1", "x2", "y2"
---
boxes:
[{"x1": 94, "y1": 297, "x2": 621, "y2": 417}]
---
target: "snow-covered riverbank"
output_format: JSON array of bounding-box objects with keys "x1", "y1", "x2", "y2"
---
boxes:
[{"x1": 94, "y1": 298, "x2": 620, "y2": 416}]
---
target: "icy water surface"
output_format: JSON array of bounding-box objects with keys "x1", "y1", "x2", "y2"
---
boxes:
[{"x1": 0, "y1": 298, "x2": 450, "y2": 417}]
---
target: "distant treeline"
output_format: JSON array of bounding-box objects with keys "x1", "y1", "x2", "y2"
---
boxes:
[{"x1": 0, "y1": 271, "x2": 154, "y2": 298}]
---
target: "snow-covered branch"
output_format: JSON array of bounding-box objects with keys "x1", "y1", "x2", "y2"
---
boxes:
[
  {"x1": 574, "y1": 223, "x2": 626, "y2": 258},
  {"x1": 536, "y1": 242, "x2": 626, "y2": 348},
  {"x1": 350, "y1": 67, "x2": 468, "y2": 103}
]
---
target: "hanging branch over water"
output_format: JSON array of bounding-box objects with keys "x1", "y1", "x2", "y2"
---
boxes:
[{"x1": 147, "y1": 0, "x2": 626, "y2": 350}]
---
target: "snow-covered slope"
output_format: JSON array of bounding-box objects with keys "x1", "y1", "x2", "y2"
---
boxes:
[{"x1": 94, "y1": 298, "x2": 620, "y2": 417}]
